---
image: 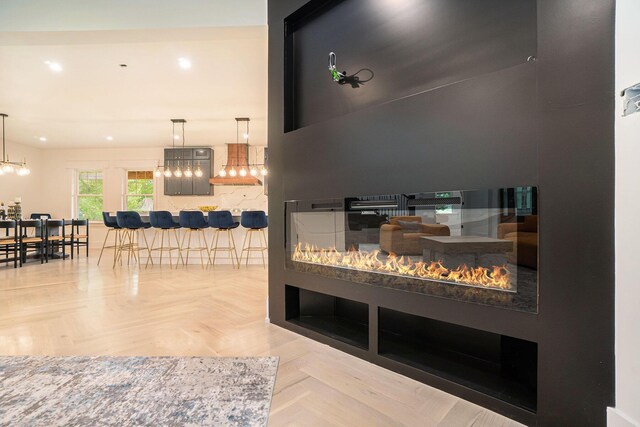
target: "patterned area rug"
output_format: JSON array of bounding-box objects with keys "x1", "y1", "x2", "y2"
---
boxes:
[{"x1": 0, "y1": 356, "x2": 278, "y2": 427}]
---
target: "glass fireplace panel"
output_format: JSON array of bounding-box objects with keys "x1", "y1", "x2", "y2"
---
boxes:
[{"x1": 286, "y1": 187, "x2": 538, "y2": 312}]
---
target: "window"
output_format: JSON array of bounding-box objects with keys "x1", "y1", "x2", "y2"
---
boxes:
[
  {"x1": 77, "y1": 170, "x2": 104, "y2": 221},
  {"x1": 435, "y1": 192, "x2": 453, "y2": 215},
  {"x1": 515, "y1": 186, "x2": 534, "y2": 216},
  {"x1": 126, "y1": 171, "x2": 154, "y2": 212}
]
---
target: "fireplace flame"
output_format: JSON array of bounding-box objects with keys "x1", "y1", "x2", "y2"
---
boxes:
[{"x1": 292, "y1": 243, "x2": 513, "y2": 290}]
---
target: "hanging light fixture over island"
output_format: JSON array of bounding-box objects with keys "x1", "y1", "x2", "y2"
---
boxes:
[
  {"x1": 210, "y1": 117, "x2": 266, "y2": 185},
  {"x1": 0, "y1": 114, "x2": 31, "y2": 177},
  {"x1": 154, "y1": 118, "x2": 203, "y2": 179}
]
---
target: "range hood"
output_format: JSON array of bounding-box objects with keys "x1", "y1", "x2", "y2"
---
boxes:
[{"x1": 210, "y1": 143, "x2": 262, "y2": 186}]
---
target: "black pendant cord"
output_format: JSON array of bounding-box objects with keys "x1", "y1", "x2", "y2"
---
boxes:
[
  {"x1": 246, "y1": 120, "x2": 250, "y2": 168},
  {"x1": 173, "y1": 121, "x2": 179, "y2": 171},
  {"x1": 171, "y1": 121, "x2": 175, "y2": 150},
  {"x1": 182, "y1": 121, "x2": 189, "y2": 173},
  {"x1": 1, "y1": 113, "x2": 6, "y2": 163}
]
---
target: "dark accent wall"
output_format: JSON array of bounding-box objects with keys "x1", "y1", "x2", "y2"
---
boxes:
[
  {"x1": 287, "y1": 0, "x2": 537, "y2": 130},
  {"x1": 268, "y1": 0, "x2": 615, "y2": 425}
]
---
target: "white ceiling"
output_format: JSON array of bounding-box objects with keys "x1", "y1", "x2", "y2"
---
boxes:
[
  {"x1": 0, "y1": 25, "x2": 268, "y2": 149},
  {"x1": 0, "y1": 0, "x2": 267, "y2": 31}
]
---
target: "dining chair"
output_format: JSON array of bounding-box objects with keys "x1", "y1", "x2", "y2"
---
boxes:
[
  {"x1": 66, "y1": 219, "x2": 89, "y2": 259},
  {"x1": 43, "y1": 219, "x2": 66, "y2": 262},
  {"x1": 19, "y1": 219, "x2": 45, "y2": 265},
  {"x1": 0, "y1": 220, "x2": 19, "y2": 268}
]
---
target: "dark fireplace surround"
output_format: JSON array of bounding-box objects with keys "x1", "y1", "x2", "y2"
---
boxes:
[
  {"x1": 285, "y1": 188, "x2": 539, "y2": 412},
  {"x1": 268, "y1": 0, "x2": 615, "y2": 426}
]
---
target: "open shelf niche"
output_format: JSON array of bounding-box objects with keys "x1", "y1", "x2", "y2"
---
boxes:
[
  {"x1": 285, "y1": 285, "x2": 369, "y2": 350},
  {"x1": 378, "y1": 307, "x2": 537, "y2": 412}
]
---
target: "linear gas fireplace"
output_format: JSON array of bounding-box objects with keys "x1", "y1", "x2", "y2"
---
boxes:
[{"x1": 286, "y1": 187, "x2": 538, "y2": 312}]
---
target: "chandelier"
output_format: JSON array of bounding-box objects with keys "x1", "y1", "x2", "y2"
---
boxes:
[
  {"x1": 217, "y1": 117, "x2": 267, "y2": 178},
  {"x1": 0, "y1": 114, "x2": 30, "y2": 177},
  {"x1": 154, "y1": 119, "x2": 203, "y2": 178}
]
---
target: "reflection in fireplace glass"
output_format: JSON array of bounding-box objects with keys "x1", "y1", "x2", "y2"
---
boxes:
[{"x1": 286, "y1": 188, "x2": 538, "y2": 297}]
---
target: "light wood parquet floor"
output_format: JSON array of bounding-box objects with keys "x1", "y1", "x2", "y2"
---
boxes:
[{"x1": 0, "y1": 252, "x2": 522, "y2": 427}]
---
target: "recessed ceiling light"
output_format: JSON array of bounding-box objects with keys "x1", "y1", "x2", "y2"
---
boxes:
[
  {"x1": 178, "y1": 57, "x2": 191, "y2": 69},
  {"x1": 44, "y1": 61, "x2": 63, "y2": 72},
  {"x1": 106, "y1": 136, "x2": 113, "y2": 141},
  {"x1": 174, "y1": 135, "x2": 180, "y2": 140},
  {"x1": 39, "y1": 137, "x2": 47, "y2": 142}
]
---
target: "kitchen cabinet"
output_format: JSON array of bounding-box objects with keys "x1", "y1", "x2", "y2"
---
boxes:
[{"x1": 164, "y1": 148, "x2": 213, "y2": 196}]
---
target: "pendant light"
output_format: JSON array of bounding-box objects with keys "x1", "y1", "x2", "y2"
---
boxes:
[
  {"x1": 239, "y1": 118, "x2": 248, "y2": 177},
  {"x1": 228, "y1": 120, "x2": 237, "y2": 177},
  {"x1": 246, "y1": 129, "x2": 267, "y2": 177},
  {"x1": 0, "y1": 114, "x2": 30, "y2": 177},
  {"x1": 215, "y1": 117, "x2": 266, "y2": 181},
  {"x1": 180, "y1": 119, "x2": 193, "y2": 178},
  {"x1": 162, "y1": 120, "x2": 175, "y2": 178},
  {"x1": 250, "y1": 145, "x2": 259, "y2": 177},
  {"x1": 172, "y1": 119, "x2": 184, "y2": 178}
]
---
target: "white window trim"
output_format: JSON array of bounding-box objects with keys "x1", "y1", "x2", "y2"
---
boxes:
[
  {"x1": 123, "y1": 170, "x2": 155, "y2": 213},
  {"x1": 73, "y1": 169, "x2": 104, "y2": 221}
]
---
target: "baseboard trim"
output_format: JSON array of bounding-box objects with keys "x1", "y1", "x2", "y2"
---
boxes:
[{"x1": 608, "y1": 407, "x2": 639, "y2": 427}]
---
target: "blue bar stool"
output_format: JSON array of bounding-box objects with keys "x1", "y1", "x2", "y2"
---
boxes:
[
  {"x1": 208, "y1": 211, "x2": 240, "y2": 268},
  {"x1": 115, "y1": 211, "x2": 152, "y2": 267},
  {"x1": 178, "y1": 211, "x2": 209, "y2": 268},
  {"x1": 98, "y1": 212, "x2": 122, "y2": 266},
  {"x1": 240, "y1": 210, "x2": 268, "y2": 268},
  {"x1": 146, "y1": 211, "x2": 182, "y2": 268}
]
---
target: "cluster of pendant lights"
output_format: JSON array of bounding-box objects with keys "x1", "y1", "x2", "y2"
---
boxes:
[
  {"x1": 217, "y1": 117, "x2": 267, "y2": 178},
  {"x1": 154, "y1": 119, "x2": 203, "y2": 179},
  {"x1": 0, "y1": 114, "x2": 31, "y2": 177}
]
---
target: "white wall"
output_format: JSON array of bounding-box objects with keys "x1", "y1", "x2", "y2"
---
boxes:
[
  {"x1": 28, "y1": 144, "x2": 268, "y2": 262},
  {"x1": 0, "y1": 140, "x2": 44, "y2": 213},
  {"x1": 38, "y1": 144, "x2": 268, "y2": 219},
  {"x1": 609, "y1": 1, "x2": 640, "y2": 426}
]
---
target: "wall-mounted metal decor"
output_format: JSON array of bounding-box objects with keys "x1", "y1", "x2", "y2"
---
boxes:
[
  {"x1": 328, "y1": 52, "x2": 346, "y2": 82},
  {"x1": 621, "y1": 82, "x2": 640, "y2": 117}
]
